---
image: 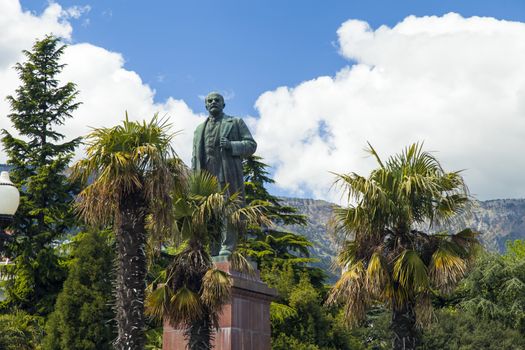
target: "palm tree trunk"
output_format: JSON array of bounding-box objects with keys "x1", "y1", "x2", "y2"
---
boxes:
[
  {"x1": 391, "y1": 301, "x2": 418, "y2": 350},
  {"x1": 114, "y1": 192, "x2": 147, "y2": 350},
  {"x1": 186, "y1": 310, "x2": 213, "y2": 350}
]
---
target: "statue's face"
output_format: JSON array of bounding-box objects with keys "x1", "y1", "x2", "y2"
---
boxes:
[{"x1": 205, "y1": 93, "x2": 225, "y2": 115}]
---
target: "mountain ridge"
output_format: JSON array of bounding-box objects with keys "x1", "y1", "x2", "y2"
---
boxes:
[{"x1": 279, "y1": 197, "x2": 525, "y2": 281}]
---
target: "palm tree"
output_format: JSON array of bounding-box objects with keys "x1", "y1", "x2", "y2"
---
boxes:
[
  {"x1": 72, "y1": 114, "x2": 184, "y2": 350},
  {"x1": 146, "y1": 171, "x2": 268, "y2": 350},
  {"x1": 328, "y1": 143, "x2": 479, "y2": 350}
]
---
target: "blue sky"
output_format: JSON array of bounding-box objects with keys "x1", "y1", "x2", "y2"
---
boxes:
[
  {"x1": 20, "y1": 0, "x2": 525, "y2": 115},
  {"x1": 3, "y1": 0, "x2": 525, "y2": 202}
]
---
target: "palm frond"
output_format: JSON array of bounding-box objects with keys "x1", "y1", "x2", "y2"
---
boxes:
[
  {"x1": 327, "y1": 261, "x2": 367, "y2": 327},
  {"x1": 365, "y1": 141, "x2": 385, "y2": 167},
  {"x1": 200, "y1": 269, "x2": 232, "y2": 312},
  {"x1": 167, "y1": 286, "x2": 203, "y2": 327},
  {"x1": 228, "y1": 203, "x2": 272, "y2": 230},
  {"x1": 145, "y1": 284, "x2": 173, "y2": 320},
  {"x1": 228, "y1": 251, "x2": 256, "y2": 277},
  {"x1": 393, "y1": 250, "x2": 429, "y2": 293},
  {"x1": 71, "y1": 114, "x2": 180, "y2": 231},
  {"x1": 451, "y1": 228, "x2": 480, "y2": 256},
  {"x1": 429, "y1": 245, "x2": 466, "y2": 294},
  {"x1": 366, "y1": 252, "x2": 391, "y2": 299},
  {"x1": 333, "y1": 240, "x2": 358, "y2": 269},
  {"x1": 189, "y1": 171, "x2": 221, "y2": 197}
]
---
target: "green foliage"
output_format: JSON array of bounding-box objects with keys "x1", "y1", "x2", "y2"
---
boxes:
[
  {"x1": 415, "y1": 241, "x2": 525, "y2": 350},
  {"x1": 0, "y1": 310, "x2": 45, "y2": 350},
  {"x1": 420, "y1": 309, "x2": 525, "y2": 350},
  {"x1": 145, "y1": 327, "x2": 163, "y2": 350},
  {"x1": 241, "y1": 156, "x2": 324, "y2": 285},
  {"x1": 286, "y1": 274, "x2": 338, "y2": 348},
  {"x1": 1, "y1": 35, "x2": 80, "y2": 315},
  {"x1": 266, "y1": 269, "x2": 360, "y2": 350},
  {"x1": 261, "y1": 261, "x2": 296, "y2": 300},
  {"x1": 272, "y1": 334, "x2": 321, "y2": 350},
  {"x1": 456, "y1": 245, "x2": 525, "y2": 333},
  {"x1": 270, "y1": 302, "x2": 298, "y2": 324},
  {"x1": 42, "y1": 230, "x2": 115, "y2": 350},
  {"x1": 505, "y1": 239, "x2": 525, "y2": 260},
  {"x1": 350, "y1": 308, "x2": 391, "y2": 350}
]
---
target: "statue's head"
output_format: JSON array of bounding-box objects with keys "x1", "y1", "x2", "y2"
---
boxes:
[{"x1": 205, "y1": 92, "x2": 225, "y2": 116}]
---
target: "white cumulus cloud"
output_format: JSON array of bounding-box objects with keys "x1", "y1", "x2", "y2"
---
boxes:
[
  {"x1": 254, "y1": 13, "x2": 525, "y2": 202},
  {"x1": 1, "y1": 4, "x2": 524, "y2": 203},
  {"x1": 0, "y1": 0, "x2": 204, "y2": 166},
  {"x1": 62, "y1": 5, "x2": 91, "y2": 19},
  {"x1": 0, "y1": 1, "x2": 72, "y2": 70}
]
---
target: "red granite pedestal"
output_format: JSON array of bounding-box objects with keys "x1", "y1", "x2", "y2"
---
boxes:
[{"x1": 163, "y1": 257, "x2": 277, "y2": 350}]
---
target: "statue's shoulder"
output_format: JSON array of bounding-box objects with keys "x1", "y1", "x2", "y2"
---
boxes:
[
  {"x1": 194, "y1": 119, "x2": 206, "y2": 134},
  {"x1": 223, "y1": 115, "x2": 243, "y2": 124}
]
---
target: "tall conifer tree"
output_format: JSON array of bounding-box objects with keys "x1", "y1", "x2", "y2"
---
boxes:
[
  {"x1": 1, "y1": 35, "x2": 81, "y2": 314},
  {"x1": 243, "y1": 155, "x2": 306, "y2": 226},
  {"x1": 43, "y1": 230, "x2": 115, "y2": 350},
  {"x1": 241, "y1": 155, "x2": 314, "y2": 267}
]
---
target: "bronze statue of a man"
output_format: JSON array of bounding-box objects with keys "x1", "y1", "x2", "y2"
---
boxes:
[{"x1": 191, "y1": 92, "x2": 257, "y2": 256}]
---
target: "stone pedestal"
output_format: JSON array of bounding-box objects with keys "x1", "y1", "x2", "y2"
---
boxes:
[{"x1": 163, "y1": 258, "x2": 277, "y2": 350}]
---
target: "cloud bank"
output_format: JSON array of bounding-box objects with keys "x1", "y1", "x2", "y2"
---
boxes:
[
  {"x1": 1, "y1": 2, "x2": 524, "y2": 202},
  {"x1": 0, "y1": 0, "x2": 204, "y2": 165},
  {"x1": 254, "y1": 13, "x2": 525, "y2": 202}
]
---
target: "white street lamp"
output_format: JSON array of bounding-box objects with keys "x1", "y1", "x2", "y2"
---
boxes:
[{"x1": 0, "y1": 171, "x2": 20, "y2": 237}]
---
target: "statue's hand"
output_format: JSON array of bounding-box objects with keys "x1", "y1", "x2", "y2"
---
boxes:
[{"x1": 220, "y1": 137, "x2": 232, "y2": 150}]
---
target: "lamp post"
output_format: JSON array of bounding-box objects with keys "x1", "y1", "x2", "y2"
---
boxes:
[{"x1": 0, "y1": 171, "x2": 20, "y2": 246}]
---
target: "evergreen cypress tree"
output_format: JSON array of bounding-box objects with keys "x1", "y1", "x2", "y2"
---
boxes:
[
  {"x1": 241, "y1": 155, "x2": 316, "y2": 270},
  {"x1": 243, "y1": 155, "x2": 306, "y2": 226},
  {"x1": 1, "y1": 35, "x2": 81, "y2": 314},
  {"x1": 43, "y1": 230, "x2": 115, "y2": 350}
]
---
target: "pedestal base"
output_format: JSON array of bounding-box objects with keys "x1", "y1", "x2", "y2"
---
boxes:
[{"x1": 163, "y1": 258, "x2": 276, "y2": 350}]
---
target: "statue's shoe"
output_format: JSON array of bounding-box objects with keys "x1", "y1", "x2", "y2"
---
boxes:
[{"x1": 218, "y1": 247, "x2": 232, "y2": 256}]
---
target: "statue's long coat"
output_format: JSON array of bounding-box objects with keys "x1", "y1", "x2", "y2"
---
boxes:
[{"x1": 191, "y1": 114, "x2": 257, "y2": 200}]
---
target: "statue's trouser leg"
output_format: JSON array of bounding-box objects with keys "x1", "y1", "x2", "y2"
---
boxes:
[
  {"x1": 219, "y1": 220, "x2": 237, "y2": 256},
  {"x1": 210, "y1": 239, "x2": 220, "y2": 256}
]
